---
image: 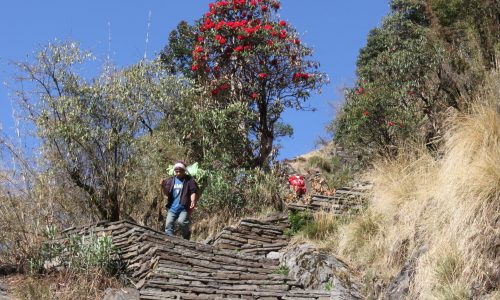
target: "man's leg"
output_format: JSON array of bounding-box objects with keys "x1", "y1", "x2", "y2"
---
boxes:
[
  {"x1": 165, "y1": 211, "x2": 177, "y2": 236},
  {"x1": 176, "y1": 210, "x2": 191, "y2": 240}
]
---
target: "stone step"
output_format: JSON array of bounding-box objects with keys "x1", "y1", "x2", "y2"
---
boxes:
[{"x1": 59, "y1": 207, "x2": 360, "y2": 300}]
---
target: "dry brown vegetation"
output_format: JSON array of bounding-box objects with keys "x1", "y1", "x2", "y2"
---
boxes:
[
  {"x1": 299, "y1": 69, "x2": 500, "y2": 299},
  {"x1": 11, "y1": 269, "x2": 121, "y2": 300}
]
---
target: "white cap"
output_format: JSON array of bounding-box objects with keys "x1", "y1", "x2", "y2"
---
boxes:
[{"x1": 173, "y1": 162, "x2": 186, "y2": 170}]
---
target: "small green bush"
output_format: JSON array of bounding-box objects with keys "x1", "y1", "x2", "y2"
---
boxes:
[
  {"x1": 273, "y1": 265, "x2": 290, "y2": 276},
  {"x1": 308, "y1": 155, "x2": 355, "y2": 188},
  {"x1": 197, "y1": 166, "x2": 286, "y2": 216},
  {"x1": 325, "y1": 280, "x2": 333, "y2": 291},
  {"x1": 29, "y1": 226, "x2": 118, "y2": 276},
  {"x1": 286, "y1": 211, "x2": 313, "y2": 236}
]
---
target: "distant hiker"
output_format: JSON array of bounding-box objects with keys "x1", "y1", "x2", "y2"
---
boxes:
[
  {"x1": 158, "y1": 161, "x2": 198, "y2": 240},
  {"x1": 288, "y1": 174, "x2": 307, "y2": 196}
]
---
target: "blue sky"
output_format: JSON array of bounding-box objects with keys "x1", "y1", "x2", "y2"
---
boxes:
[{"x1": 0, "y1": 0, "x2": 389, "y2": 160}]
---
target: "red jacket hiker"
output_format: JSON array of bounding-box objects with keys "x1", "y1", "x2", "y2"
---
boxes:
[{"x1": 288, "y1": 175, "x2": 306, "y2": 196}]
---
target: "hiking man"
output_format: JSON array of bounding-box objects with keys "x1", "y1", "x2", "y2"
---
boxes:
[{"x1": 158, "y1": 161, "x2": 198, "y2": 240}]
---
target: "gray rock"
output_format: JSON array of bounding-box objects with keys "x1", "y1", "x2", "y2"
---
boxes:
[
  {"x1": 267, "y1": 251, "x2": 283, "y2": 260},
  {"x1": 384, "y1": 245, "x2": 427, "y2": 300},
  {"x1": 0, "y1": 280, "x2": 10, "y2": 300},
  {"x1": 101, "y1": 288, "x2": 140, "y2": 300},
  {"x1": 280, "y1": 242, "x2": 362, "y2": 300},
  {"x1": 43, "y1": 256, "x2": 63, "y2": 271}
]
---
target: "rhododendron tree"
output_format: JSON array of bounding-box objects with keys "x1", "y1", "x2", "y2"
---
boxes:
[{"x1": 179, "y1": 0, "x2": 326, "y2": 167}]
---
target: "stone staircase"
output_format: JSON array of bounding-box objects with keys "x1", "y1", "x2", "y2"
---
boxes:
[
  {"x1": 57, "y1": 184, "x2": 368, "y2": 299},
  {"x1": 211, "y1": 215, "x2": 289, "y2": 257},
  {"x1": 61, "y1": 220, "x2": 331, "y2": 299},
  {"x1": 286, "y1": 189, "x2": 365, "y2": 216}
]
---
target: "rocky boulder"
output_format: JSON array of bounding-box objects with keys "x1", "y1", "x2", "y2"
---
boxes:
[
  {"x1": 102, "y1": 288, "x2": 140, "y2": 300},
  {"x1": 280, "y1": 242, "x2": 362, "y2": 300}
]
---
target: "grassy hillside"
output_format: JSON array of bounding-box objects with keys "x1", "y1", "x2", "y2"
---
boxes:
[{"x1": 298, "y1": 69, "x2": 500, "y2": 299}]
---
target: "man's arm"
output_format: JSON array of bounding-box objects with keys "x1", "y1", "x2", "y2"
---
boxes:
[
  {"x1": 189, "y1": 193, "x2": 197, "y2": 209},
  {"x1": 188, "y1": 178, "x2": 199, "y2": 209}
]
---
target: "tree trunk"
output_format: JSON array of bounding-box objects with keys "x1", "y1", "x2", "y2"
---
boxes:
[
  {"x1": 255, "y1": 97, "x2": 274, "y2": 168},
  {"x1": 108, "y1": 191, "x2": 120, "y2": 222},
  {"x1": 256, "y1": 130, "x2": 273, "y2": 168}
]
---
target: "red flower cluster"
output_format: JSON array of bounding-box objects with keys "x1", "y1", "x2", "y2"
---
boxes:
[
  {"x1": 216, "y1": 1, "x2": 228, "y2": 7},
  {"x1": 293, "y1": 73, "x2": 309, "y2": 80},
  {"x1": 387, "y1": 121, "x2": 395, "y2": 127},
  {"x1": 211, "y1": 82, "x2": 230, "y2": 96},
  {"x1": 227, "y1": 20, "x2": 248, "y2": 29},
  {"x1": 193, "y1": 45, "x2": 204, "y2": 53},
  {"x1": 363, "y1": 111, "x2": 369, "y2": 116},
  {"x1": 245, "y1": 26, "x2": 259, "y2": 35},
  {"x1": 354, "y1": 86, "x2": 364, "y2": 95},
  {"x1": 233, "y1": 0, "x2": 246, "y2": 7},
  {"x1": 279, "y1": 29, "x2": 287, "y2": 39},
  {"x1": 193, "y1": 0, "x2": 311, "y2": 91},
  {"x1": 215, "y1": 34, "x2": 226, "y2": 44}
]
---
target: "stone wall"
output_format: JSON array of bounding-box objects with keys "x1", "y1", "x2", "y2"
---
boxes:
[
  {"x1": 287, "y1": 189, "x2": 365, "y2": 216},
  {"x1": 211, "y1": 215, "x2": 290, "y2": 257},
  {"x1": 61, "y1": 221, "x2": 332, "y2": 299}
]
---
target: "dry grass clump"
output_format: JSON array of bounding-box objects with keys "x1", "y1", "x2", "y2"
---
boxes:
[
  {"x1": 13, "y1": 269, "x2": 122, "y2": 300},
  {"x1": 191, "y1": 210, "x2": 242, "y2": 241},
  {"x1": 298, "y1": 210, "x2": 341, "y2": 241},
  {"x1": 191, "y1": 205, "x2": 282, "y2": 242},
  {"x1": 316, "y1": 69, "x2": 500, "y2": 298}
]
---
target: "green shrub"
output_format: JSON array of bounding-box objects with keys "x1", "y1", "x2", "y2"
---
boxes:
[
  {"x1": 308, "y1": 155, "x2": 355, "y2": 188},
  {"x1": 273, "y1": 265, "x2": 290, "y2": 276},
  {"x1": 325, "y1": 280, "x2": 333, "y2": 291},
  {"x1": 197, "y1": 166, "x2": 286, "y2": 216},
  {"x1": 285, "y1": 211, "x2": 313, "y2": 236},
  {"x1": 28, "y1": 225, "x2": 63, "y2": 274},
  {"x1": 330, "y1": 0, "x2": 499, "y2": 162},
  {"x1": 65, "y1": 233, "x2": 117, "y2": 274},
  {"x1": 29, "y1": 226, "x2": 118, "y2": 276}
]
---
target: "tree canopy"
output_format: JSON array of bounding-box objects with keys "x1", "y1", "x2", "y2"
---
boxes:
[
  {"x1": 162, "y1": 0, "x2": 327, "y2": 167},
  {"x1": 14, "y1": 42, "x2": 191, "y2": 221}
]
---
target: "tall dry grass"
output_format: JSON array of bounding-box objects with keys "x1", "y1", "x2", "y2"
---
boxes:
[
  {"x1": 0, "y1": 151, "x2": 96, "y2": 269},
  {"x1": 315, "y1": 69, "x2": 500, "y2": 299},
  {"x1": 13, "y1": 269, "x2": 121, "y2": 300}
]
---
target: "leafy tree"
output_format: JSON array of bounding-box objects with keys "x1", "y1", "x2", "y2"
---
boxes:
[
  {"x1": 160, "y1": 21, "x2": 197, "y2": 77},
  {"x1": 163, "y1": 0, "x2": 327, "y2": 167},
  {"x1": 330, "y1": 0, "x2": 499, "y2": 160},
  {"x1": 331, "y1": 0, "x2": 440, "y2": 157},
  {"x1": 13, "y1": 41, "x2": 191, "y2": 221}
]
